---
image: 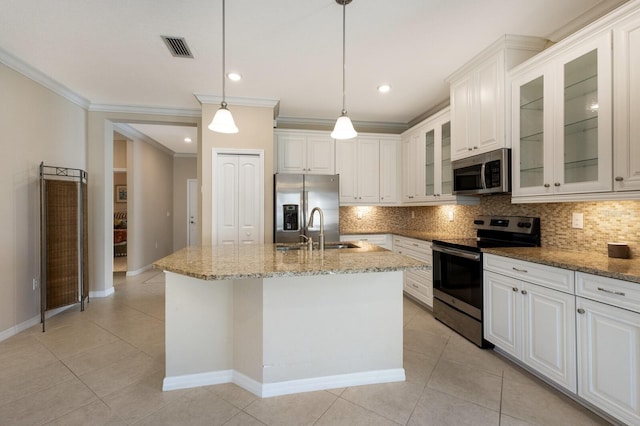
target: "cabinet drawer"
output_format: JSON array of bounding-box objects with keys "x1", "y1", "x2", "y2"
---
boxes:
[
  {"x1": 576, "y1": 272, "x2": 640, "y2": 314},
  {"x1": 484, "y1": 254, "x2": 574, "y2": 294},
  {"x1": 393, "y1": 236, "x2": 431, "y2": 256}
]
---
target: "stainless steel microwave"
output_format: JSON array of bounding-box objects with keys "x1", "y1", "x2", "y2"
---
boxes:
[{"x1": 452, "y1": 148, "x2": 511, "y2": 195}]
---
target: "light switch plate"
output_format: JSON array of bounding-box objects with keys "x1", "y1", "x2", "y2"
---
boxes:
[{"x1": 572, "y1": 212, "x2": 584, "y2": 229}]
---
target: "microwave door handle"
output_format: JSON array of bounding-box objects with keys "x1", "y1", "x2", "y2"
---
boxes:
[
  {"x1": 480, "y1": 163, "x2": 487, "y2": 189},
  {"x1": 432, "y1": 245, "x2": 481, "y2": 261}
]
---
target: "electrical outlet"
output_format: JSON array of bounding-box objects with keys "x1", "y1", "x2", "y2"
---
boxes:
[
  {"x1": 356, "y1": 210, "x2": 362, "y2": 220},
  {"x1": 411, "y1": 211, "x2": 415, "y2": 219},
  {"x1": 572, "y1": 212, "x2": 584, "y2": 229},
  {"x1": 32, "y1": 278, "x2": 38, "y2": 290},
  {"x1": 448, "y1": 210, "x2": 454, "y2": 222}
]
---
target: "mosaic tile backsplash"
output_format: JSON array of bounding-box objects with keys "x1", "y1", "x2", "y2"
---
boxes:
[{"x1": 340, "y1": 196, "x2": 640, "y2": 258}]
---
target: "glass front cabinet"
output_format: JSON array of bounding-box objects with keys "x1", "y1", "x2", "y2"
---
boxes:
[{"x1": 512, "y1": 32, "x2": 612, "y2": 198}]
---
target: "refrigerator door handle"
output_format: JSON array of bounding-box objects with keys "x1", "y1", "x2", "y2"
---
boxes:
[{"x1": 302, "y1": 189, "x2": 308, "y2": 233}]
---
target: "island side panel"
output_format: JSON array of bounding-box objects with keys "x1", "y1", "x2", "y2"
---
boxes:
[
  {"x1": 261, "y1": 271, "x2": 404, "y2": 385},
  {"x1": 164, "y1": 272, "x2": 234, "y2": 380},
  {"x1": 233, "y1": 278, "x2": 264, "y2": 384}
]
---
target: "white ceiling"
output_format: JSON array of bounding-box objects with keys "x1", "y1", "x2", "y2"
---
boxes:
[{"x1": 0, "y1": 0, "x2": 627, "y2": 153}]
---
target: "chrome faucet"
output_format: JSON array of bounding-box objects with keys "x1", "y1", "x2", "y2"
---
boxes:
[
  {"x1": 299, "y1": 234, "x2": 313, "y2": 251},
  {"x1": 307, "y1": 207, "x2": 325, "y2": 251}
]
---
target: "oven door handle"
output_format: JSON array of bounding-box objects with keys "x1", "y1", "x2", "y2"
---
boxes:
[{"x1": 432, "y1": 245, "x2": 481, "y2": 261}]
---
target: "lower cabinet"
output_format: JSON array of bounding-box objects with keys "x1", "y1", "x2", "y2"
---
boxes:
[
  {"x1": 485, "y1": 255, "x2": 640, "y2": 425},
  {"x1": 393, "y1": 236, "x2": 432, "y2": 307},
  {"x1": 576, "y1": 274, "x2": 640, "y2": 425},
  {"x1": 484, "y1": 270, "x2": 577, "y2": 392},
  {"x1": 340, "y1": 234, "x2": 392, "y2": 251}
]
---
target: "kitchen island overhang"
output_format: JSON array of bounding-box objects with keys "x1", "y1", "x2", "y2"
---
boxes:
[{"x1": 154, "y1": 242, "x2": 428, "y2": 398}]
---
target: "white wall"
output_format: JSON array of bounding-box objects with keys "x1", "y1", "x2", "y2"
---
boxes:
[
  {"x1": 0, "y1": 62, "x2": 86, "y2": 337},
  {"x1": 173, "y1": 156, "x2": 197, "y2": 251}
]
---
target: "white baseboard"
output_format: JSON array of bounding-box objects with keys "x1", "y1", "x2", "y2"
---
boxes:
[
  {"x1": 126, "y1": 264, "x2": 152, "y2": 277},
  {"x1": 89, "y1": 287, "x2": 115, "y2": 298},
  {"x1": 162, "y1": 368, "x2": 405, "y2": 398},
  {"x1": 0, "y1": 304, "x2": 75, "y2": 342}
]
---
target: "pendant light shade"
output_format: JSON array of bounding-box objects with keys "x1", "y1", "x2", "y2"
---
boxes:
[
  {"x1": 208, "y1": 101, "x2": 238, "y2": 133},
  {"x1": 209, "y1": 0, "x2": 238, "y2": 134},
  {"x1": 332, "y1": 0, "x2": 357, "y2": 140},
  {"x1": 331, "y1": 111, "x2": 357, "y2": 140}
]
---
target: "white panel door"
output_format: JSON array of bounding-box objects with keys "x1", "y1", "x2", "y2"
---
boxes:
[
  {"x1": 238, "y1": 156, "x2": 261, "y2": 245},
  {"x1": 614, "y1": 12, "x2": 640, "y2": 191},
  {"x1": 484, "y1": 271, "x2": 520, "y2": 357},
  {"x1": 357, "y1": 138, "x2": 380, "y2": 203},
  {"x1": 522, "y1": 282, "x2": 577, "y2": 392},
  {"x1": 216, "y1": 155, "x2": 239, "y2": 246},
  {"x1": 577, "y1": 297, "x2": 640, "y2": 426}
]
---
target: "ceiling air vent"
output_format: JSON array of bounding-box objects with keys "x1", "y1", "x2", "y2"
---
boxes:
[{"x1": 161, "y1": 36, "x2": 194, "y2": 58}]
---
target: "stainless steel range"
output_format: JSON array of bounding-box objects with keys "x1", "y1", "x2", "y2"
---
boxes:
[{"x1": 432, "y1": 215, "x2": 541, "y2": 348}]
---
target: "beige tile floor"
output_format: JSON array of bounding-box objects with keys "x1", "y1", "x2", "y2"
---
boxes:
[{"x1": 0, "y1": 270, "x2": 612, "y2": 426}]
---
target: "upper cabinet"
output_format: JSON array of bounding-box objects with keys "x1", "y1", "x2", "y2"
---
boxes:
[
  {"x1": 275, "y1": 130, "x2": 335, "y2": 175},
  {"x1": 512, "y1": 33, "x2": 613, "y2": 198},
  {"x1": 336, "y1": 135, "x2": 400, "y2": 205},
  {"x1": 448, "y1": 36, "x2": 548, "y2": 162},
  {"x1": 402, "y1": 108, "x2": 477, "y2": 205},
  {"x1": 613, "y1": 9, "x2": 640, "y2": 192}
]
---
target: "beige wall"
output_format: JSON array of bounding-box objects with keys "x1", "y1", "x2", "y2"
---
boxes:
[
  {"x1": 126, "y1": 138, "x2": 174, "y2": 273},
  {"x1": 0, "y1": 62, "x2": 87, "y2": 336},
  {"x1": 173, "y1": 156, "x2": 197, "y2": 251},
  {"x1": 200, "y1": 104, "x2": 274, "y2": 245},
  {"x1": 87, "y1": 111, "x2": 200, "y2": 294}
]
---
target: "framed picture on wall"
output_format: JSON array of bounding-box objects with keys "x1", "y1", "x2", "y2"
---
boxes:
[{"x1": 116, "y1": 185, "x2": 127, "y2": 203}]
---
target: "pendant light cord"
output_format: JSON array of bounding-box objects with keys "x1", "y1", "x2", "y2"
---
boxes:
[
  {"x1": 221, "y1": 0, "x2": 227, "y2": 104},
  {"x1": 341, "y1": 1, "x2": 346, "y2": 114}
]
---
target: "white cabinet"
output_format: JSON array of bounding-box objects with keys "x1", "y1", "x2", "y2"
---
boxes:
[
  {"x1": 613, "y1": 10, "x2": 640, "y2": 192},
  {"x1": 336, "y1": 136, "x2": 400, "y2": 205},
  {"x1": 576, "y1": 273, "x2": 640, "y2": 426},
  {"x1": 393, "y1": 236, "x2": 432, "y2": 307},
  {"x1": 448, "y1": 36, "x2": 547, "y2": 161},
  {"x1": 401, "y1": 108, "x2": 475, "y2": 205},
  {"x1": 511, "y1": 32, "x2": 613, "y2": 199},
  {"x1": 275, "y1": 130, "x2": 335, "y2": 175},
  {"x1": 484, "y1": 255, "x2": 577, "y2": 392}
]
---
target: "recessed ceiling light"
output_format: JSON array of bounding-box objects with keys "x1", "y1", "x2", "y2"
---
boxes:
[
  {"x1": 377, "y1": 84, "x2": 391, "y2": 93},
  {"x1": 184, "y1": 137, "x2": 192, "y2": 143},
  {"x1": 227, "y1": 72, "x2": 242, "y2": 81}
]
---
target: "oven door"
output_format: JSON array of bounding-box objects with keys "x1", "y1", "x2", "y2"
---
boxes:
[{"x1": 432, "y1": 245, "x2": 482, "y2": 320}]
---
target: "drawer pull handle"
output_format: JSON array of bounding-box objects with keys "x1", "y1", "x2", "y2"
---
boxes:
[
  {"x1": 512, "y1": 267, "x2": 528, "y2": 273},
  {"x1": 597, "y1": 287, "x2": 625, "y2": 296},
  {"x1": 412, "y1": 284, "x2": 419, "y2": 289},
  {"x1": 521, "y1": 290, "x2": 528, "y2": 295},
  {"x1": 412, "y1": 243, "x2": 419, "y2": 247},
  {"x1": 577, "y1": 308, "x2": 585, "y2": 314}
]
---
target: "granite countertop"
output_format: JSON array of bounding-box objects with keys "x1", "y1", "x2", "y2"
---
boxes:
[
  {"x1": 483, "y1": 247, "x2": 640, "y2": 284},
  {"x1": 153, "y1": 241, "x2": 428, "y2": 281}
]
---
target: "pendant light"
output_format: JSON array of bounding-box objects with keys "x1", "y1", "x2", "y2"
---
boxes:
[
  {"x1": 331, "y1": 0, "x2": 357, "y2": 140},
  {"x1": 208, "y1": 0, "x2": 238, "y2": 134}
]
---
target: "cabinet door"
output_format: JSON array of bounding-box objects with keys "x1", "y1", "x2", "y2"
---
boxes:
[
  {"x1": 476, "y1": 54, "x2": 502, "y2": 154},
  {"x1": 306, "y1": 136, "x2": 335, "y2": 174},
  {"x1": 379, "y1": 139, "x2": 399, "y2": 203},
  {"x1": 554, "y1": 33, "x2": 612, "y2": 194},
  {"x1": 357, "y1": 139, "x2": 380, "y2": 203},
  {"x1": 484, "y1": 271, "x2": 520, "y2": 357},
  {"x1": 335, "y1": 140, "x2": 358, "y2": 203},
  {"x1": 512, "y1": 68, "x2": 554, "y2": 196},
  {"x1": 402, "y1": 132, "x2": 418, "y2": 201},
  {"x1": 522, "y1": 283, "x2": 577, "y2": 392},
  {"x1": 277, "y1": 134, "x2": 307, "y2": 173},
  {"x1": 425, "y1": 128, "x2": 436, "y2": 197},
  {"x1": 613, "y1": 13, "x2": 640, "y2": 191},
  {"x1": 451, "y1": 76, "x2": 473, "y2": 160},
  {"x1": 577, "y1": 297, "x2": 640, "y2": 426},
  {"x1": 440, "y1": 121, "x2": 453, "y2": 195}
]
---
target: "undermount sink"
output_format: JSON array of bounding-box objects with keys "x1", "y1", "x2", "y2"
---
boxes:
[{"x1": 276, "y1": 242, "x2": 360, "y2": 251}]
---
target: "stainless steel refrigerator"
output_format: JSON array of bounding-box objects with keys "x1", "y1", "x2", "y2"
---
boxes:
[{"x1": 274, "y1": 174, "x2": 340, "y2": 243}]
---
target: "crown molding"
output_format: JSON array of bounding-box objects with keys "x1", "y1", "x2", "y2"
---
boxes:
[
  {"x1": 194, "y1": 94, "x2": 279, "y2": 108},
  {"x1": 90, "y1": 103, "x2": 201, "y2": 117},
  {"x1": 275, "y1": 116, "x2": 408, "y2": 134},
  {"x1": 112, "y1": 123, "x2": 175, "y2": 155},
  {"x1": 0, "y1": 47, "x2": 90, "y2": 109}
]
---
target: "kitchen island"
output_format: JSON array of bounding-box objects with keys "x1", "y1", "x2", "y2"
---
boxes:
[{"x1": 153, "y1": 242, "x2": 427, "y2": 397}]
